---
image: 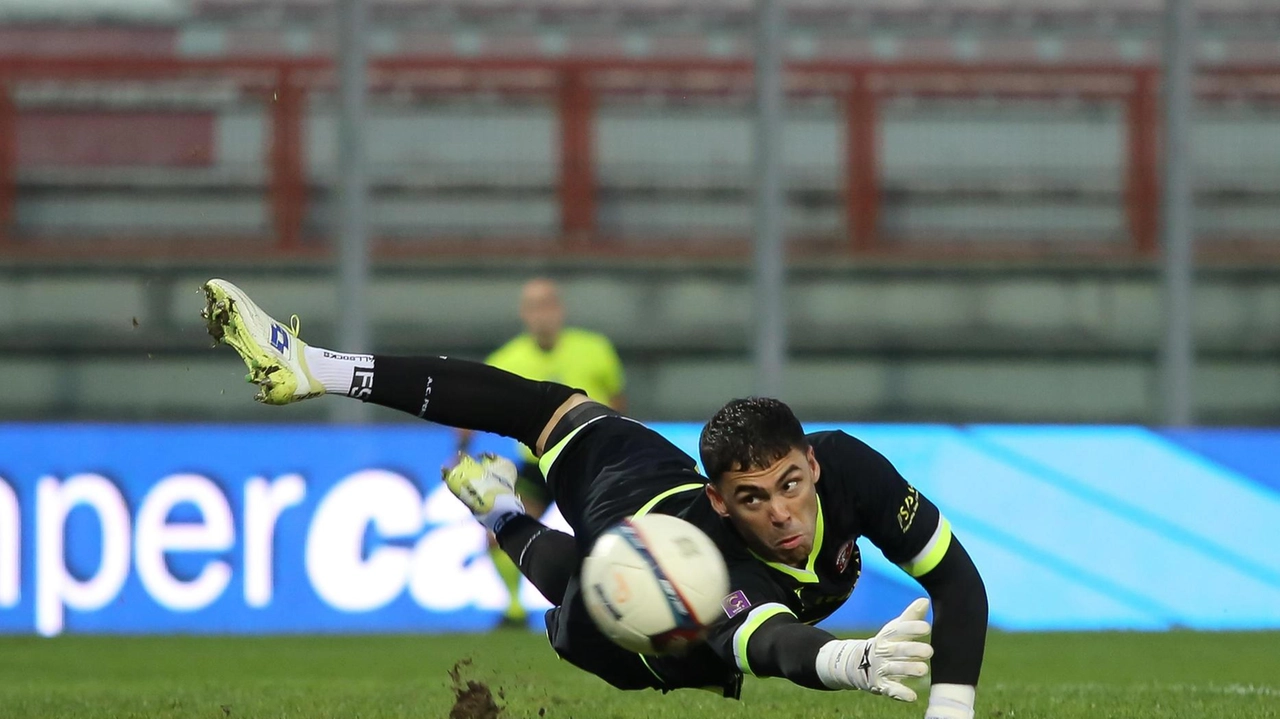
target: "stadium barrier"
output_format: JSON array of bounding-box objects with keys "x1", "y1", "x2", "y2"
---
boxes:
[
  {"x1": 1, "y1": 423, "x2": 1278, "y2": 635},
  {"x1": 1, "y1": 58, "x2": 1278, "y2": 256}
]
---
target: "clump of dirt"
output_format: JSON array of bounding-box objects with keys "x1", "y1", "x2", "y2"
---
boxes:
[{"x1": 448, "y1": 659, "x2": 503, "y2": 719}]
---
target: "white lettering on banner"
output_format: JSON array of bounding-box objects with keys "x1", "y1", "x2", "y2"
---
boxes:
[
  {"x1": 418, "y1": 485, "x2": 560, "y2": 612},
  {"x1": 539, "y1": 503, "x2": 573, "y2": 536},
  {"x1": 11, "y1": 468, "x2": 562, "y2": 633},
  {"x1": 306, "y1": 470, "x2": 424, "y2": 611},
  {"x1": 0, "y1": 478, "x2": 18, "y2": 607},
  {"x1": 244, "y1": 475, "x2": 306, "y2": 608},
  {"x1": 35, "y1": 474, "x2": 131, "y2": 637},
  {"x1": 135, "y1": 474, "x2": 235, "y2": 612},
  {"x1": 409, "y1": 520, "x2": 507, "y2": 612}
]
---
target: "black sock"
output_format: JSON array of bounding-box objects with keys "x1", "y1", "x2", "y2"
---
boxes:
[
  {"x1": 365, "y1": 355, "x2": 579, "y2": 450},
  {"x1": 496, "y1": 515, "x2": 578, "y2": 606}
]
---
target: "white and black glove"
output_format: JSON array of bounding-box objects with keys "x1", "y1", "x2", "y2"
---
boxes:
[{"x1": 814, "y1": 597, "x2": 934, "y2": 700}]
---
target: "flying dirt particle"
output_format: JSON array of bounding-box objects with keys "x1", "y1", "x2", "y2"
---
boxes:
[
  {"x1": 132, "y1": 317, "x2": 139, "y2": 328},
  {"x1": 448, "y1": 659, "x2": 502, "y2": 719}
]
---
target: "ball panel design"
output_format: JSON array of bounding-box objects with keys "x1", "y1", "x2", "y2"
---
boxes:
[{"x1": 582, "y1": 514, "x2": 730, "y2": 656}]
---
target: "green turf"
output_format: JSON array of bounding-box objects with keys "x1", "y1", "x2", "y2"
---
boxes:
[{"x1": 0, "y1": 631, "x2": 1276, "y2": 718}]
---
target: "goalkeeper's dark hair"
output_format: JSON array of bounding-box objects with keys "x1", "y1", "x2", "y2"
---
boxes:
[{"x1": 699, "y1": 397, "x2": 808, "y2": 484}]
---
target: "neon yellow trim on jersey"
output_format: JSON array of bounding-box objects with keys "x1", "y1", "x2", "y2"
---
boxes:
[
  {"x1": 633, "y1": 483, "x2": 705, "y2": 519},
  {"x1": 901, "y1": 517, "x2": 952, "y2": 577},
  {"x1": 751, "y1": 495, "x2": 826, "y2": 584},
  {"x1": 537, "y1": 417, "x2": 603, "y2": 476},
  {"x1": 733, "y1": 604, "x2": 795, "y2": 676},
  {"x1": 638, "y1": 654, "x2": 664, "y2": 684}
]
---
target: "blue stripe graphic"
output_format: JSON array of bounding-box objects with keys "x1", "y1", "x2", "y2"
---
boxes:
[
  {"x1": 1160, "y1": 429, "x2": 1280, "y2": 497},
  {"x1": 612, "y1": 521, "x2": 698, "y2": 631},
  {"x1": 963, "y1": 428, "x2": 1280, "y2": 590},
  {"x1": 4, "y1": 422, "x2": 1280, "y2": 634}
]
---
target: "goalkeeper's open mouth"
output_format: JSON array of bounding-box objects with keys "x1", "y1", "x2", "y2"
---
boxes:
[{"x1": 777, "y1": 534, "x2": 805, "y2": 550}]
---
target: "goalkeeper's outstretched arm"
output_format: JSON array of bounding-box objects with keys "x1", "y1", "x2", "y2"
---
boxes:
[
  {"x1": 913, "y1": 534, "x2": 988, "y2": 719},
  {"x1": 730, "y1": 599, "x2": 935, "y2": 698}
]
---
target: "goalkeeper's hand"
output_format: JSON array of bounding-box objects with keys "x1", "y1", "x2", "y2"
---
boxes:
[{"x1": 814, "y1": 597, "x2": 934, "y2": 700}]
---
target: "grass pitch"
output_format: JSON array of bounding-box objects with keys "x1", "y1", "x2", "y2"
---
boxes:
[{"x1": 0, "y1": 630, "x2": 1275, "y2": 718}]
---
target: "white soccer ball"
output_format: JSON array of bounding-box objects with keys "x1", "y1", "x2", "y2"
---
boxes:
[{"x1": 581, "y1": 513, "x2": 730, "y2": 656}]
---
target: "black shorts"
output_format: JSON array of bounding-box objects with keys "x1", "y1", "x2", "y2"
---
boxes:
[
  {"x1": 542, "y1": 412, "x2": 705, "y2": 554},
  {"x1": 538, "y1": 404, "x2": 741, "y2": 698}
]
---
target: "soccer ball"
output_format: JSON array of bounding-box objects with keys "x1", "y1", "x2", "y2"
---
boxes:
[{"x1": 581, "y1": 514, "x2": 730, "y2": 656}]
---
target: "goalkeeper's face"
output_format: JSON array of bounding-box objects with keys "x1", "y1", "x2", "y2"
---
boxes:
[{"x1": 706, "y1": 446, "x2": 821, "y2": 569}]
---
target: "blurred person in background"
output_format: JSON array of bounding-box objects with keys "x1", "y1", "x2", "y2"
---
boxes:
[{"x1": 456, "y1": 277, "x2": 626, "y2": 629}]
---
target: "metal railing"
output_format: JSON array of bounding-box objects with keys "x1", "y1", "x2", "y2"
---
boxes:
[{"x1": 0, "y1": 56, "x2": 1277, "y2": 258}]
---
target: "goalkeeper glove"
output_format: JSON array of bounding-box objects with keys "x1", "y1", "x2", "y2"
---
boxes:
[{"x1": 814, "y1": 597, "x2": 934, "y2": 700}]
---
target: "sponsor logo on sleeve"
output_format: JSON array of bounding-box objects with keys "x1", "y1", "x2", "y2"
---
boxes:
[
  {"x1": 897, "y1": 486, "x2": 920, "y2": 533},
  {"x1": 721, "y1": 590, "x2": 751, "y2": 619}
]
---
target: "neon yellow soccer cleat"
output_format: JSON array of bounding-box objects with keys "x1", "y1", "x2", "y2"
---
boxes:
[
  {"x1": 201, "y1": 278, "x2": 324, "y2": 405},
  {"x1": 444, "y1": 453, "x2": 523, "y2": 518}
]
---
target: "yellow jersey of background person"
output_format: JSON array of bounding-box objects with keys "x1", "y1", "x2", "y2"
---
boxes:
[
  {"x1": 485, "y1": 278, "x2": 626, "y2": 464},
  {"x1": 486, "y1": 329, "x2": 624, "y2": 419},
  {"x1": 462, "y1": 277, "x2": 626, "y2": 628}
]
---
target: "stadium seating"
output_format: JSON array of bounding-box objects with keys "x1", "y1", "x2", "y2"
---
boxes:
[
  {"x1": 3, "y1": 61, "x2": 1276, "y2": 247},
  {"x1": 1, "y1": 0, "x2": 1279, "y2": 425},
  {"x1": 2, "y1": 1, "x2": 1279, "y2": 61}
]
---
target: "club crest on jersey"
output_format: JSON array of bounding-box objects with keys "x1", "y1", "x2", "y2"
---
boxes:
[
  {"x1": 836, "y1": 539, "x2": 856, "y2": 574},
  {"x1": 721, "y1": 590, "x2": 751, "y2": 618}
]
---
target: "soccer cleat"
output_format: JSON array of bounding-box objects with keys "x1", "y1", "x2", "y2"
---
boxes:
[
  {"x1": 444, "y1": 453, "x2": 523, "y2": 519},
  {"x1": 201, "y1": 278, "x2": 324, "y2": 405}
]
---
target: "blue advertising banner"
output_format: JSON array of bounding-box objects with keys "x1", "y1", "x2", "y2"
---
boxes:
[{"x1": 1, "y1": 423, "x2": 1277, "y2": 635}]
